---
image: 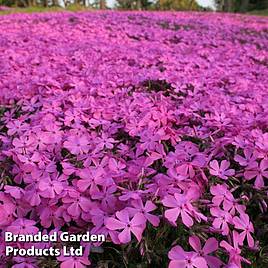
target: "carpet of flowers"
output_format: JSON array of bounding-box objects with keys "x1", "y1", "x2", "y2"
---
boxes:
[{"x1": 0, "y1": 11, "x2": 268, "y2": 268}]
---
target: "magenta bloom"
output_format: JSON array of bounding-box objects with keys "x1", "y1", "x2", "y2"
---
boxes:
[
  {"x1": 105, "y1": 210, "x2": 146, "y2": 243},
  {"x1": 189, "y1": 236, "x2": 222, "y2": 268},
  {"x1": 244, "y1": 159, "x2": 268, "y2": 189},
  {"x1": 62, "y1": 191, "x2": 93, "y2": 217},
  {"x1": 210, "y1": 207, "x2": 233, "y2": 235},
  {"x1": 209, "y1": 160, "x2": 235, "y2": 180},
  {"x1": 38, "y1": 177, "x2": 63, "y2": 198},
  {"x1": 162, "y1": 193, "x2": 194, "y2": 227},
  {"x1": 220, "y1": 231, "x2": 250, "y2": 267},
  {"x1": 233, "y1": 213, "x2": 254, "y2": 248},
  {"x1": 63, "y1": 135, "x2": 90, "y2": 155},
  {"x1": 7, "y1": 218, "x2": 39, "y2": 235},
  {"x1": 58, "y1": 255, "x2": 90, "y2": 268},
  {"x1": 168, "y1": 245, "x2": 208, "y2": 268},
  {"x1": 128, "y1": 199, "x2": 160, "y2": 227},
  {"x1": 210, "y1": 184, "x2": 234, "y2": 208},
  {"x1": 234, "y1": 148, "x2": 257, "y2": 166},
  {"x1": 12, "y1": 257, "x2": 38, "y2": 268}
]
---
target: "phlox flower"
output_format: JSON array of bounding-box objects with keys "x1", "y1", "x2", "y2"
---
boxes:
[
  {"x1": 210, "y1": 207, "x2": 233, "y2": 235},
  {"x1": 162, "y1": 193, "x2": 195, "y2": 227},
  {"x1": 210, "y1": 184, "x2": 234, "y2": 208},
  {"x1": 4, "y1": 185, "x2": 24, "y2": 199},
  {"x1": 108, "y1": 157, "x2": 126, "y2": 173},
  {"x1": 209, "y1": 160, "x2": 235, "y2": 180},
  {"x1": 62, "y1": 190, "x2": 93, "y2": 217},
  {"x1": 24, "y1": 184, "x2": 42, "y2": 206},
  {"x1": 105, "y1": 210, "x2": 146, "y2": 243},
  {"x1": 127, "y1": 199, "x2": 160, "y2": 227},
  {"x1": 165, "y1": 142, "x2": 206, "y2": 179},
  {"x1": 256, "y1": 133, "x2": 268, "y2": 152},
  {"x1": 234, "y1": 148, "x2": 257, "y2": 166},
  {"x1": 7, "y1": 218, "x2": 39, "y2": 235},
  {"x1": 38, "y1": 176, "x2": 64, "y2": 198},
  {"x1": 90, "y1": 185, "x2": 117, "y2": 210},
  {"x1": 220, "y1": 231, "x2": 250, "y2": 267},
  {"x1": 12, "y1": 136, "x2": 35, "y2": 154},
  {"x1": 57, "y1": 253, "x2": 91, "y2": 268},
  {"x1": 76, "y1": 166, "x2": 109, "y2": 194},
  {"x1": 168, "y1": 245, "x2": 208, "y2": 268},
  {"x1": 95, "y1": 133, "x2": 116, "y2": 151},
  {"x1": 63, "y1": 135, "x2": 90, "y2": 155},
  {"x1": 244, "y1": 159, "x2": 268, "y2": 189},
  {"x1": 138, "y1": 129, "x2": 162, "y2": 154},
  {"x1": 39, "y1": 205, "x2": 64, "y2": 228},
  {"x1": 6, "y1": 120, "x2": 28, "y2": 136},
  {"x1": 0, "y1": 193, "x2": 16, "y2": 220},
  {"x1": 189, "y1": 236, "x2": 222, "y2": 268},
  {"x1": 0, "y1": 12, "x2": 268, "y2": 268},
  {"x1": 12, "y1": 257, "x2": 38, "y2": 268},
  {"x1": 232, "y1": 213, "x2": 254, "y2": 248}
]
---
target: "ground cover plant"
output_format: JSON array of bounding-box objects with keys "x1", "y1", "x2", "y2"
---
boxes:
[{"x1": 0, "y1": 11, "x2": 268, "y2": 268}]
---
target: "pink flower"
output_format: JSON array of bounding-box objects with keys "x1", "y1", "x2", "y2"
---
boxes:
[
  {"x1": 165, "y1": 142, "x2": 206, "y2": 179},
  {"x1": 105, "y1": 210, "x2": 146, "y2": 243},
  {"x1": 58, "y1": 254, "x2": 90, "y2": 268},
  {"x1": 0, "y1": 194, "x2": 15, "y2": 227},
  {"x1": 128, "y1": 199, "x2": 160, "y2": 227},
  {"x1": 220, "y1": 231, "x2": 250, "y2": 267},
  {"x1": 108, "y1": 157, "x2": 126, "y2": 173},
  {"x1": 77, "y1": 167, "x2": 108, "y2": 193},
  {"x1": 189, "y1": 236, "x2": 222, "y2": 268},
  {"x1": 4, "y1": 185, "x2": 24, "y2": 199},
  {"x1": 1, "y1": 12, "x2": 268, "y2": 268},
  {"x1": 24, "y1": 184, "x2": 42, "y2": 206},
  {"x1": 209, "y1": 160, "x2": 235, "y2": 180},
  {"x1": 95, "y1": 133, "x2": 116, "y2": 151},
  {"x1": 7, "y1": 218, "x2": 39, "y2": 235},
  {"x1": 210, "y1": 184, "x2": 234, "y2": 208},
  {"x1": 12, "y1": 257, "x2": 38, "y2": 268},
  {"x1": 168, "y1": 245, "x2": 208, "y2": 268},
  {"x1": 62, "y1": 191, "x2": 93, "y2": 217},
  {"x1": 38, "y1": 176, "x2": 64, "y2": 198},
  {"x1": 234, "y1": 148, "x2": 257, "y2": 166},
  {"x1": 233, "y1": 213, "x2": 254, "y2": 248},
  {"x1": 256, "y1": 133, "x2": 268, "y2": 152},
  {"x1": 12, "y1": 136, "x2": 35, "y2": 154},
  {"x1": 210, "y1": 207, "x2": 232, "y2": 235},
  {"x1": 6, "y1": 120, "x2": 28, "y2": 136},
  {"x1": 138, "y1": 130, "x2": 162, "y2": 153},
  {"x1": 162, "y1": 193, "x2": 194, "y2": 227},
  {"x1": 244, "y1": 159, "x2": 268, "y2": 188},
  {"x1": 39, "y1": 205, "x2": 64, "y2": 228},
  {"x1": 63, "y1": 135, "x2": 90, "y2": 155}
]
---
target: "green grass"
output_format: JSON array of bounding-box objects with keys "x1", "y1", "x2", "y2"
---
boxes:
[
  {"x1": 1, "y1": 6, "x2": 268, "y2": 16},
  {"x1": 0, "y1": 4, "x2": 92, "y2": 15},
  {"x1": 248, "y1": 8, "x2": 268, "y2": 16}
]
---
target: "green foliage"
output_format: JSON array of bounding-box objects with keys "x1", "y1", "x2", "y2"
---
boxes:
[
  {"x1": 0, "y1": 5, "x2": 94, "y2": 14},
  {"x1": 116, "y1": 0, "x2": 155, "y2": 10},
  {"x1": 157, "y1": 0, "x2": 200, "y2": 10},
  {"x1": 115, "y1": 0, "x2": 200, "y2": 10},
  {"x1": 249, "y1": 8, "x2": 268, "y2": 15},
  {"x1": 215, "y1": 0, "x2": 268, "y2": 13}
]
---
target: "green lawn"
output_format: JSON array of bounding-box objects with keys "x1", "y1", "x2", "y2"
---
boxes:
[
  {"x1": 1, "y1": 6, "x2": 268, "y2": 16},
  {"x1": 0, "y1": 4, "x2": 92, "y2": 15},
  {"x1": 248, "y1": 8, "x2": 268, "y2": 16}
]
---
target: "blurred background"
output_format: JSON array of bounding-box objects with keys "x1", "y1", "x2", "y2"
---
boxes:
[{"x1": 0, "y1": 0, "x2": 268, "y2": 17}]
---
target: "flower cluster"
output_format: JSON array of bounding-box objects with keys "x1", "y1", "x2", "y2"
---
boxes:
[{"x1": 0, "y1": 11, "x2": 268, "y2": 268}]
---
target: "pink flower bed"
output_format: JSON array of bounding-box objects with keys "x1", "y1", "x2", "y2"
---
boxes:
[
  {"x1": 0, "y1": 11, "x2": 268, "y2": 268},
  {"x1": 0, "y1": 6, "x2": 11, "y2": 11}
]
